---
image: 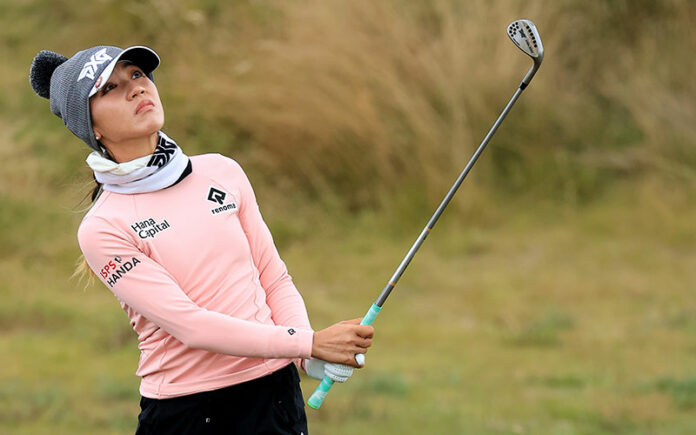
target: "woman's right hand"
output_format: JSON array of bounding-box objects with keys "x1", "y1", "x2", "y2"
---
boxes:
[{"x1": 311, "y1": 318, "x2": 374, "y2": 368}]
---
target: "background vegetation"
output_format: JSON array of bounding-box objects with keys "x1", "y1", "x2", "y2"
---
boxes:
[{"x1": 1, "y1": 0, "x2": 694, "y2": 433}]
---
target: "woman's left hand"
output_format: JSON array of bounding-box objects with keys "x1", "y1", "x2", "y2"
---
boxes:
[{"x1": 304, "y1": 357, "x2": 361, "y2": 383}]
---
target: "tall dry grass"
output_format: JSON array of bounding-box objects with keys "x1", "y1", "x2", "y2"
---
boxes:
[
  {"x1": 163, "y1": 0, "x2": 694, "y2": 211},
  {"x1": 209, "y1": 0, "x2": 563, "y2": 210},
  {"x1": 4, "y1": 0, "x2": 695, "y2": 210},
  {"x1": 600, "y1": 3, "x2": 696, "y2": 184}
]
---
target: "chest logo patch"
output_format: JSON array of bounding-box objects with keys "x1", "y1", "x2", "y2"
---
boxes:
[
  {"x1": 130, "y1": 218, "x2": 172, "y2": 239},
  {"x1": 207, "y1": 187, "x2": 226, "y2": 204},
  {"x1": 207, "y1": 186, "x2": 238, "y2": 215}
]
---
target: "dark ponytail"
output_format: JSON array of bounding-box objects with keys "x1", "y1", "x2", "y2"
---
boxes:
[{"x1": 90, "y1": 173, "x2": 103, "y2": 203}]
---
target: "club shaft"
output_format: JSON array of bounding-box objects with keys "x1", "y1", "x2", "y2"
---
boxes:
[
  {"x1": 308, "y1": 61, "x2": 541, "y2": 409},
  {"x1": 375, "y1": 83, "x2": 527, "y2": 308}
]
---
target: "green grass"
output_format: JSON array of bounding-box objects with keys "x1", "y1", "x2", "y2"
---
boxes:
[
  {"x1": 1, "y1": 179, "x2": 694, "y2": 434},
  {"x1": 277, "y1": 182, "x2": 695, "y2": 434}
]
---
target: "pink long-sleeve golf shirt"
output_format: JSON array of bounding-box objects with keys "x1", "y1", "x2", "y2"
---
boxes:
[{"x1": 78, "y1": 154, "x2": 314, "y2": 399}]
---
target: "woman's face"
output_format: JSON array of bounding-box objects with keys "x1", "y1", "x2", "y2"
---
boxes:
[{"x1": 89, "y1": 62, "x2": 164, "y2": 146}]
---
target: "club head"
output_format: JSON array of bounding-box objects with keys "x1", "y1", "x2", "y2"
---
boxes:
[{"x1": 507, "y1": 19, "x2": 544, "y2": 86}]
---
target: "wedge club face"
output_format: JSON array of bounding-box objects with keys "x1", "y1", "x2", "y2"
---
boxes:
[
  {"x1": 508, "y1": 19, "x2": 544, "y2": 61},
  {"x1": 507, "y1": 19, "x2": 544, "y2": 86}
]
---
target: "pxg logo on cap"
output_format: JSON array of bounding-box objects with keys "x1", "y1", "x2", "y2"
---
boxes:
[{"x1": 77, "y1": 48, "x2": 113, "y2": 82}]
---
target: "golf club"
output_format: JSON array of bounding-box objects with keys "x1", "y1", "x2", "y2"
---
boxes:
[{"x1": 308, "y1": 18, "x2": 545, "y2": 409}]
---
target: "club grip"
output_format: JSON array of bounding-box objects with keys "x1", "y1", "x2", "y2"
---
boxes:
[
  {"x1": 360, "y1": 303, "x2": 382, "y2": 326},
  {"x1": 307, "y1": 304, "x2": 382, "y2": 409},
  {"x1": 307, "y1": 377, "x2": 334, "y2": 409}
]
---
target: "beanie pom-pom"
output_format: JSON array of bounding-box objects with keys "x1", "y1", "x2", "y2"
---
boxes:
[{"x1": 29, "y1": 50, "x2": 68, "y2": 99}]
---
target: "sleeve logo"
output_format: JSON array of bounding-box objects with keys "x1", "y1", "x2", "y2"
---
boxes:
[
  {"x1": 287, "y1": 328, "x2": 296, "y2": 336},
  {"x1": 100, "y1": 256, "x2": 141, "y2": 288}
]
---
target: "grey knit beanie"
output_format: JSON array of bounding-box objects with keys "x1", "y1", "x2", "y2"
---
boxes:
[{"x1": 29, "y1": 45, "x2": 160, "y2": 151}]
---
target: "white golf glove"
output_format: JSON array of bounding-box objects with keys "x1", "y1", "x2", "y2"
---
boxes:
[{"x1": 304, "y1": 356, "x2": 364, "y2": 383}]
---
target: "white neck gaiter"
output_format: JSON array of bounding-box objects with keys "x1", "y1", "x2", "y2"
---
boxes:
[{"x1": 86, "y1": 131, "x2": 189, "y2": 194}]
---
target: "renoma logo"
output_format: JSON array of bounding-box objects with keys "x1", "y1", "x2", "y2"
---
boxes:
[
  {"x1": 207, "y1": 187, "x2": 237, "y2": 215},
  {"x1": 77, "y1": 48, "x2": 113, "y2": 81},
  {"x1": 207, "y1": 187, "x2": 226, "y2": 204}
]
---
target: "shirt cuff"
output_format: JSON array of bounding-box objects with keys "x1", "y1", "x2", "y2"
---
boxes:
[{"x1": 295, "y1": 328, "x2": 314, "y2": 359}]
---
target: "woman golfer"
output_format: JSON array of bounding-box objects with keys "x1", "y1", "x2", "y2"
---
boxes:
[{"x1": 29, "y1": 45, "x2": 373, "y2": 434}]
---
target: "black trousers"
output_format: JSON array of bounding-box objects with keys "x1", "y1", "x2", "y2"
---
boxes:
[{"x1": 136, "y1": 364, "x2": 308, "y2": 435}]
